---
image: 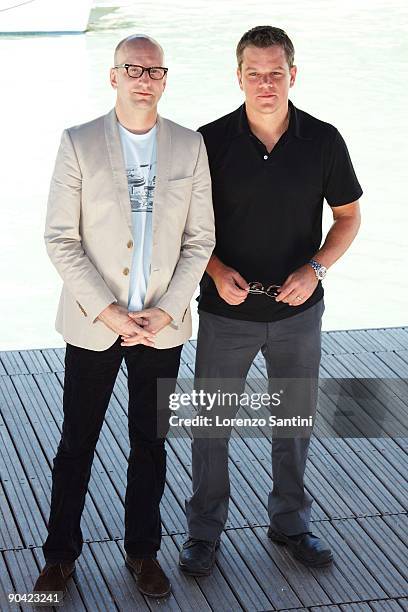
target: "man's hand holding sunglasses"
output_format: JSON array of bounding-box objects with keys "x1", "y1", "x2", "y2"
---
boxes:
[
  {"x1": 275, "y1": 264, "x2": 318, "y2": 306},
  {"x1": 207, "y1": 255, "x2": 249, "y2": 305}
]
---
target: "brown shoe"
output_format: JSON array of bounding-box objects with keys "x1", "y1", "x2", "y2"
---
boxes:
[
  {"x1": 33, "y1": 562, "x2": 75, "y2": 596},
  {"x1": 125, "y1": 555, "x2": 171, "y2": 598}
]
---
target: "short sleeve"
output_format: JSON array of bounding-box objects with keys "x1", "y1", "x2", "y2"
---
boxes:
[{"x1": 323, "y1": 129, "x2": 363, "y2": 206}]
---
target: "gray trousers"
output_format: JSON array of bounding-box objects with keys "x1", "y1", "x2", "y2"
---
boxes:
[{"x1": 185, "y1": 299, "x2": 324, "y2": 540}]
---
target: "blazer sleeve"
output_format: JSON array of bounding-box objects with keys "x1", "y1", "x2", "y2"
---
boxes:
[
  {"x1": 155, "y1": 133, "x2": 215, "y2": 326},
  {"x1": 44, "y1": 129, "x2": 117, "y2": 323}
]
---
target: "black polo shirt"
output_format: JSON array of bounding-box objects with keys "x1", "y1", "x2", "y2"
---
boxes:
[{"x1": 197, "y1": 100, "x2": 363, "y2": 321}]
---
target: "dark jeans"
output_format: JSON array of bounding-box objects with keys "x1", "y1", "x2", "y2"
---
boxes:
[{"x1": 43, "y1": 336, "x2": 182, "y2": 563}]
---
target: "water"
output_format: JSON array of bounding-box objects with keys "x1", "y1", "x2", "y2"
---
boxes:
[{"x1": 1, "y1": 0, "x2": 407, "y2": 350}]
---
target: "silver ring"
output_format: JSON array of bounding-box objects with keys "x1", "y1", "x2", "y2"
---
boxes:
[{"x1": 296, "y1": 296, "x2": 302, "y2": 301}]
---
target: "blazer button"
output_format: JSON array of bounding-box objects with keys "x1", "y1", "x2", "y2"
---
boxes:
[
  {"x1": 127, "y1": 240, "x2": 133, "y2": 248},
  {"x1": 123, "y1": 267, "x2": 130, "y2": 276}
]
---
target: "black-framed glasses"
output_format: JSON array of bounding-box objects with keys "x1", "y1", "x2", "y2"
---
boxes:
[
  {"x1": 248, "y1": 282, "x2": 281, "y2": 299},
  {"x1": 114, "y1": 63, "x2": 168, "y2": 80}
]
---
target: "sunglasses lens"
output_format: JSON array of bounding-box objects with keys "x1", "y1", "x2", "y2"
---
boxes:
[
  {"x1": 266, "y1": 285, "x2": 280, "y2": 297},
  {"x1": 249, "y1": 282, "x2": 263, "y2": 292}
]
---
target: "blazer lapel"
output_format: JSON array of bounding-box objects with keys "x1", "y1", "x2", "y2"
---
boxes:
[
  {"x1": 144, "y1": 115, "x2": 171, "y2": 305},
  {"x1": 104, "y1": 108, "x2": 133, "y2": 235},
  {"x1": 153, "y1": 115, "x2": 170, "y2": 239}
]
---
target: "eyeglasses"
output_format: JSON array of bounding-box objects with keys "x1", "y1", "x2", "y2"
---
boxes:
[
  {"x1": 114, "y1": 64, "x2": 168, "y2": 80},
  {"x1": 248, "y1": 282, "x2": 281, "y2": 298}
]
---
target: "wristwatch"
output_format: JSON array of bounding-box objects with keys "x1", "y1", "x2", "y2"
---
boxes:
[{"x1": 308, "y1": 259, "x2": 327, "y2": 280}]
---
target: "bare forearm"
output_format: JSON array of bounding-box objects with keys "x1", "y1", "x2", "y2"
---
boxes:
[
  {"x1": 313, "y1": 213, "x2": 361, "y2": 269},
  {"x1": 206, "y1": 253, "x2": 226, "y2": 281}
]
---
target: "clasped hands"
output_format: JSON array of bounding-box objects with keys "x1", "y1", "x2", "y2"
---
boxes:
[
  {"x1": 213, "y1": 263, "x2": 319, "y2": 307},
  {"x1": 98, "y1": 304, "x2": 172, "y2": 347}
]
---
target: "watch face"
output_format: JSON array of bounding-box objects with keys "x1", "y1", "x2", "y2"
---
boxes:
[{"x1": 317, "y1": 267, "x2": 327, "y2": 280}]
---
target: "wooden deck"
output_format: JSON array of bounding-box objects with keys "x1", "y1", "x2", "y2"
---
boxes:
[{"x1": 0, "y1": 327, "x2": 407, "y2": 611}]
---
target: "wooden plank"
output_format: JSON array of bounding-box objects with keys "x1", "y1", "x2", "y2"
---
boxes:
[
  {"x1": 41, "y1": 347, "x2": 65, "y2": 372},
  {"x1": 332, "y1": 519, "x2": 408, "y2": 597},
  {"x1": 321, "y1": 334, "x2": 350, "y2": 356},
  {"x1": 309, "y1": 524, "x2": 404, "y2": 604},
  {"x1": 369, "y1": 600, "x2": 408, "y2": 612},
  {"x1": 151, "y1": 535, "x2": 212, "y2": 611},
  {"x1": 396, "y1": 350, "x2": 408, "y2": 366},
  {"x1": 18, "y1": 349, "x2": 52, "y2": 374},
  {"x1": 314, "y1": 520, "x2": 388, "y2": 600},
  {"x1": 332, "y1": 354, "x2": 408, "y2": 430},
  {"x1": 173, "y1": 533, "x2": 243, "y2": 611},
  {"x1": 180, "y1": 341, "x2": 196, "y2": 366},
  {"x1": 0, "y1": 403, "x2": 48, "y2": 547},
  {"x1": 89, "y1": 540, "x2": 150, "y2": 611},
  {"x1": 0, "y1": 480, "x2": 24, "y2": 552},
  {"x1": 351, "y1": 450, "x2": 407, "y2": 510},
  {"x1": 2, "y1": 548, "x2": 55, "y2": 612},
  {"x1": 213, "y1": 531, "x2": 275, "y2": 611},
  {"x1": 313, "y1": 388, "x2": 382, "y2": 457},
  {"x1": 0, "y1": 351, "x2": 29, "y2": 376},
  {"x1": 0, "y1": 357, "x2": 8, "y2": 376},
  {"x1": 0, "y1": 551, "x2": 17, "y2": 612},
  {"x1": 226, "y1": 527, "x2": 306, "y2": 610},
  {"x1": 317, "y1": 367, "x2": 408, "y2": 439},
  {"x1": 326, "y1": 331, "x2": 368, "y2": 355},
  {"x1": 304, "y1": 456, "x2": 356, "y2": 520},
  {"x1": 378, "y1": 328, "x2": 408, "y2": 350},
  {"x1": 309, "y1": 606, "x2": 342, "y2": 612},
  {"x1": 355, "y1": 516, "x2": 407, "y2": 583},
  {"x1": 72, "y1": 543, "x2": 118, "y2": 611},
  {"x1": 309, "y1": 607, "x2": 341, "y2": 612},
  {"x1": 347, "y1": 329, "x2": 389, "y2": 353},
  {"x1": 365, "y1": 329, "x2": 408, "y2": 352},
  {"x1": 252, "y1": 526, "x2": 332, "y2": 608},
  {"x1": 339, "y1": 604, "x2": 372, "y2": 611},
  {"x1": 1, "y1": 376, "x2": 58, "y2": 512},
  {"x1": 307, "y1": 452, "x2": 380, "y2": 518},
  {"x1": 228, "y1": 461, "x2": 269, "y2": 527},
  {"x1": 377, "y1": 351, "x2": 408, "y2": 378},
  {"x1": 320, "y1": 449, "x2": 405, "y2": 516},
  {"x1": 383, "y1": 513, "x2": 408, "y2": 541}
]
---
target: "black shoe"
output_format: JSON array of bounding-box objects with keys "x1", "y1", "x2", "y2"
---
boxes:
[
  {"x1": 179, "y1": 537, "x2": 220, "y2": 576},
  {"x1": 267, "y1": 528, "x2": 333, "y2": 567}
]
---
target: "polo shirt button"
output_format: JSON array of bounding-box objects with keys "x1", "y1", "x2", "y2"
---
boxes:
[
  {"x1": 127, "y1": 240, "x2": 133, "y2": 248},
  {"x1": 263, "y1": 155, "x2": 268, "y2": 160},
  {"x1": 123, "y1": 267, "x2": 129, "y2": 276}
]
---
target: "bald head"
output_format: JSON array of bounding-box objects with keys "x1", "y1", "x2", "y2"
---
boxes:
[{"x1": 114, "y1": 34, "x2": 164, "y2": 65}]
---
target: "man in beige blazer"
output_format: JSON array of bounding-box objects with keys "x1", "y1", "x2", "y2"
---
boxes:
[{"x1": 33, "y1": 34, "x2": 215, "y2": 599}]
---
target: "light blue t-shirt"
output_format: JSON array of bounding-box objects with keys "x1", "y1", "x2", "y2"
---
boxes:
[{"x1": 118, "y1": 122, "x2": 157, "y2": 312}]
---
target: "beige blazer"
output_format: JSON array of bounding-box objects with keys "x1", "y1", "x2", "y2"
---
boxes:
[{"x1": 44, "y1": 109, "x2": 215, "y2": 350}]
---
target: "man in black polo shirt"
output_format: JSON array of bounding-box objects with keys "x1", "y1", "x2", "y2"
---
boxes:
[{"x1": 179, "y1": 26, "x2": 362, "y2": 575}]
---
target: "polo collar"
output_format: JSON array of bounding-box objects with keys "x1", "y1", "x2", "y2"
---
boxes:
[{"x1": 236, "y1": 99, "x2": 311, "y2": 141}]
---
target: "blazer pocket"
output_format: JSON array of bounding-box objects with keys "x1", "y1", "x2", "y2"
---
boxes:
[{"x1": 167, "y1": 176, "x2": 193, "y2": 190}]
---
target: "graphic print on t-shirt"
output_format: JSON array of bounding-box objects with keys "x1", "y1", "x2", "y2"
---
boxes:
[{"x1": 127, "y1": 162, "x2": 156, "y2": 213}]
